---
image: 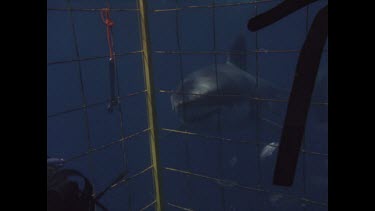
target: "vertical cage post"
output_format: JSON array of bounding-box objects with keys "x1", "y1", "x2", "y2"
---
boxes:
[{"x1": 138, "y1": 0, "x2": 164, "y2": 210}]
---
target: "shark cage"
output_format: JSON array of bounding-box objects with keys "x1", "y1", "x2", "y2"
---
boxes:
[{"x1": 47, "y1": 0, "x2": 328, "y2": 210}]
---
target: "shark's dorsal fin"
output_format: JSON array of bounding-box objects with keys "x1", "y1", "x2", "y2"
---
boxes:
[{"x1": 227, "y1": 34, "x2": 247, "y2": 71}]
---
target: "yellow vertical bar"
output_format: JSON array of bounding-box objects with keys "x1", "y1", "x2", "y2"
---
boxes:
[{"x1": 138, "y1": 0, "x2": 164, "y2": 210}]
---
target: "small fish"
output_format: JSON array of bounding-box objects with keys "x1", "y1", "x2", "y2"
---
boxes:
[{"x1": 260, "y1": 142, "x2": 279, "y2": 159}]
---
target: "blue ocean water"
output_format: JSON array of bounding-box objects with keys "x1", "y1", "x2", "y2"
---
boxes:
[{"x1": 47, "y1": 0, "x2": 328, "y2": 210}]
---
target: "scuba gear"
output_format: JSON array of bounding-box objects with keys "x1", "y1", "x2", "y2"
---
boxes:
[
  {"x1": 47, "y1": 169, "x2": 98, "y2": 211},
  {"x1": 47, "y1": 157, "x2": 127, "y2": 211}
]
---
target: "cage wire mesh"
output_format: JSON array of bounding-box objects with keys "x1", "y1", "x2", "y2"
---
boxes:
[{"x1": 47, "y1": 0, "x2": 328, "y2": 210}]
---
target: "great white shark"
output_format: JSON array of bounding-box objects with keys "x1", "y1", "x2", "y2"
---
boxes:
[
  {"x1": 170, "y1": 36, "x2": 286, "y2": 130},
  {"x1": 170, "y1": 35, "x2": 327, "y2": 132}
]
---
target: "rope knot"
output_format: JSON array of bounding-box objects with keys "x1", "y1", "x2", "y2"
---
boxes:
[
  {"x1": 100, "y1": 8, "x2": 114, "y2": 27},
  {"x1": 105, "y1": 19, "x2": 114, "y2": 27},
  {"x1": 100, "y1": 7, "x2": 115, "y2": 59}
]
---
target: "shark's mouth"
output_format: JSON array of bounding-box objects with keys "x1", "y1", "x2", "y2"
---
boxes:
[
  {"x1": 173, "y1": 100, "x2": 222, "y2": 123},
  {"x1": 171, "y1": 92, "x2": 249, "y2": 123}
]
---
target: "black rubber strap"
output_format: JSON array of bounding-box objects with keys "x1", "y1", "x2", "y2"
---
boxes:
[
  {"x1": 248, "y1": 0, "x2": 319, "y2": 32},
  {"x1": 273, "y1": 5, "x2": 328, "y2": 186}
]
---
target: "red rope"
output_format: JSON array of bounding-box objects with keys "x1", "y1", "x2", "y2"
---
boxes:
[{"x1": 100, "y1": 8, "x2": 115, "y2": 60}]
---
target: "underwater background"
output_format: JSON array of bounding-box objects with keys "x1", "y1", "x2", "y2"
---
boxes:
[{"x1": 47, "y1": 0, "x2": 328, "y2": 210}]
